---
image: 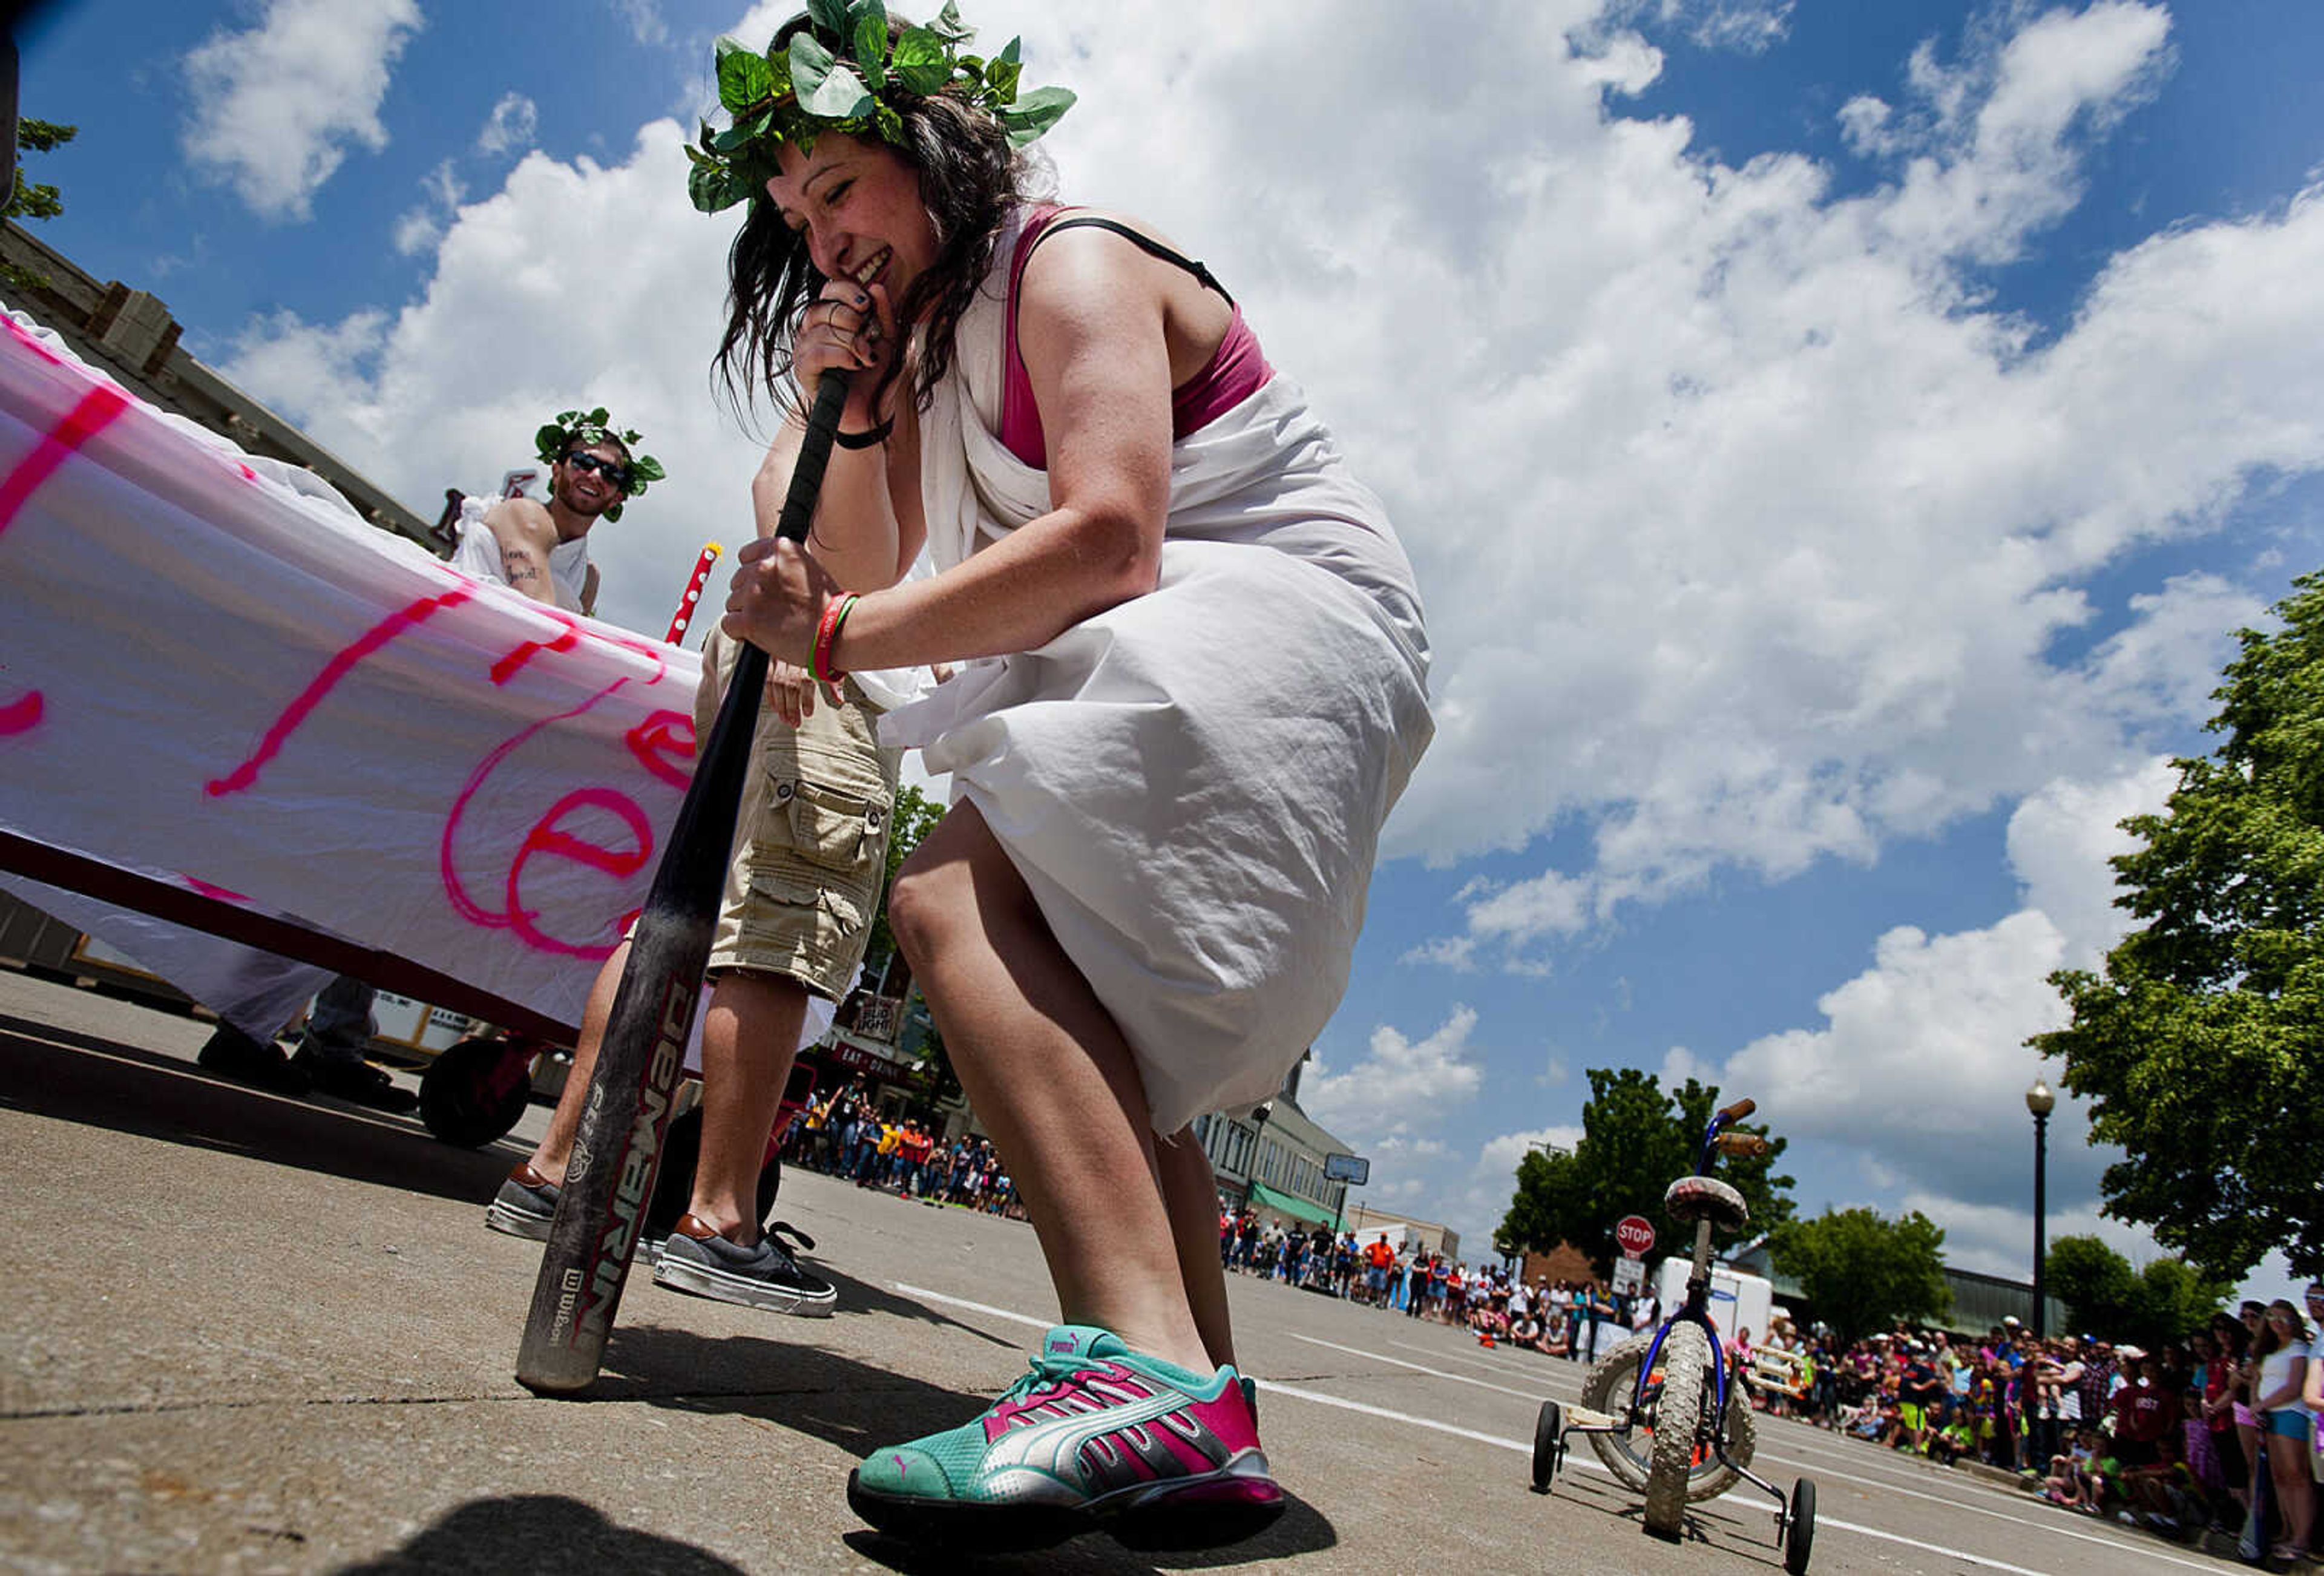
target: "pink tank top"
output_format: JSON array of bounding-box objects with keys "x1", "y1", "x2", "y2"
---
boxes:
[{"x1": 999, "y1": 205, "x2": 1273, "y2": 470}]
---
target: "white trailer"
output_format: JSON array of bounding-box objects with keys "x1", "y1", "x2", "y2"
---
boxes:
[{"x1": 1649, "y1": 1257, "x2": 1773, "y2": 1349}]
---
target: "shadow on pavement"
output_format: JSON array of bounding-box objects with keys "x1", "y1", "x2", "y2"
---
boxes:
[
  {"x1": 588, "y1": 1321, "x2": 996, "y2": 1451},
  {"x1": 332, "y1": 1493, "x2": 744, "y2": 1574},
  {"x1": 839, "y1": 1485, "x2": 1338, "y2": 1575},
  {"x1": 574, "y1": 1327, "x2": 1338, "y2": 1569},
  {"x1": 0, "y1": 1013, "x2": 514, "y2": 1206},
  {"x1": 1540, "y1": 1468, "x2": 1784, "y2": 1568}
]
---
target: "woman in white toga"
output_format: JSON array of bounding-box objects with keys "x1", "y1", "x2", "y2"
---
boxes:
[{"x1": 704, "y1": 5, "x2": 1432, "y2": 1548}]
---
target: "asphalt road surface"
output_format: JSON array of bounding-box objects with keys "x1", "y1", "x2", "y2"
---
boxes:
[{"x1": 0, "y1": 968, "x2": 2248, "y2": 1574}]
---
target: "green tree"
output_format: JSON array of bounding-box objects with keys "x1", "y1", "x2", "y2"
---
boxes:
[
  {"x1": 863, "y1": 781, "x2": 943, "y2": 976},
  {"x1": 2047, "y1": 1233, "x2": 2138, "y2": 1337},
  {"x1": 2130, "y1": 1256, "x2": 2236, "y2": 1347},
  {"x1": 2033, "y1": 572, "x2": 2324, "y2": 1279},
  {"x1": 2044, "y1": 1234, "x2": 2236, "y2": 1345},
  {"x1": 2, "y1": 117, "x2": 76, "y2": 295},
  {"x1": 858, "y1": 782, "x2": 957, "y2": 1111},
  {"x1": 1768, "y1": 1207, "x2": 1950, "y2": 1347},
  {"x1": 1497, "y1": 1066, "x2": 1795, "y2": 1274}
]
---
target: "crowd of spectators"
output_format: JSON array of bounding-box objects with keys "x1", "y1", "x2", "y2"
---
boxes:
[
  {"x1": 778, "y1": 1080, "x2": 1025, "y2": 1218},
  {"x1": 1721, "y1": 1287, "x2": 2322, "y2": 1561},
  {"x1": 1216, "y1": 1215, "x2": 1661, "y2": 1361},
  {"x1": 1216, "y1": 1212, "x2": 2319, "y2": 1559}
]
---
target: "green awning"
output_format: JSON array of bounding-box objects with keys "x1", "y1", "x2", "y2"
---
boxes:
[{"x1": 1247, "y1": 1181, "x2": 1338, "y2": 1229}]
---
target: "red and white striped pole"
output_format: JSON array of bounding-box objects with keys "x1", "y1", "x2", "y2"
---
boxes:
[{"x1": 665, "y1": 541, "x2": 722, "y2": 646}]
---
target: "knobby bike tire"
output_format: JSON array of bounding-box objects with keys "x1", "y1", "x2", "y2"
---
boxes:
[
  {"x1": 1643, "y1": 1322, "x2": 1707, "y2": 1540},
  {"x1": 1580, "y1": 1331, "x2": 1754, "y2": 1501}
]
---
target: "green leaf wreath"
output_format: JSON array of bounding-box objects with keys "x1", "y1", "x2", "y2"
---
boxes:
[
  {"x1": 686, "y1": 0, "x2": 1075, "y2": 215},
  {"x1": 534, "y1": 407, "x2": 666, "y2": 522}
]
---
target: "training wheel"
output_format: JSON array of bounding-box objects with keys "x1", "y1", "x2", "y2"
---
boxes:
[
  {"x1": 418, "y1": 1036, "x2": 534, "y2": 1148},
  {"x1": 1531, "y1": 1400, "x2": 1563, "y2": 1493},
  {"x1": 1784, "y1": 1477, "x2": 1816, "y2": 1574}
]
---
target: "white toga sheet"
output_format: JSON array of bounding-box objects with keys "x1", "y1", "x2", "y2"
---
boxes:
[{"x1": 884, "y1": 209, "x2": 1435, "y2": 1132}]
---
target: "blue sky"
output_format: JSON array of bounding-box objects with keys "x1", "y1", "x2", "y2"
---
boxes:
[{"x1": 11, "y1": 0, "x2": 2322, "y2": 1306}]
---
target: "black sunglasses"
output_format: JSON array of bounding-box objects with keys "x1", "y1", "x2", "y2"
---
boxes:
[{"x1": 561, "y1": 451, "x2": 631, "y2": 488}]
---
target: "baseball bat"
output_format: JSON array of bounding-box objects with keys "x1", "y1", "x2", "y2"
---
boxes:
[{"x1": 516, "y1": 370, "x2": 852, "y2": 1394}]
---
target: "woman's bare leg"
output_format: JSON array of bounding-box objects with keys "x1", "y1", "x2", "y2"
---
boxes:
[
  {"x1": 2268, "y1": 1432, "x2": 2313, "y2": 1550},
  {"x1": 889, "y1": 802, "x2": 1210, "y2": 1376},
  {"x1": 1156, "y1": 1128, "x2": 1236, "y2": 1370}
]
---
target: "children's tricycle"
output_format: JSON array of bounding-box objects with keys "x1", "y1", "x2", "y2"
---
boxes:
[{"x1": 1528, "y1": 1098, "x2": 1816, "y2": 1573}]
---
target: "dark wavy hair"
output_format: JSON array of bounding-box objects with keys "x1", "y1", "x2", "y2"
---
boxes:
[{"x1": 714, "y1": 18, "x2": 1039, "y2": 430}]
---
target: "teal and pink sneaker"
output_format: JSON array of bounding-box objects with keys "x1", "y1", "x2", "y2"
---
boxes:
[{"x1": 845, "y1": 1324, "x2": 1284, "y2": 1552}]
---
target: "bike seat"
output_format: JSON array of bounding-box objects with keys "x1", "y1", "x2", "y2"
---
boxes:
[{"x1": 1664, "y1": 1174, "x2": 1748, "y2": 1230}]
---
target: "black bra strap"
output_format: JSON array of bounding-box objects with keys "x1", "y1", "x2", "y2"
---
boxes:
[{"x1": 1019, "y1": 214, "x2": 1235, "y2": 307}]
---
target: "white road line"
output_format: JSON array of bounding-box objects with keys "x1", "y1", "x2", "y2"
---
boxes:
[
  {"x1": 1289, "y1": 1331, "x2": 1550, "y2": 1400},
  {"x1": 1257, "y1": 1379, "x2": 1543, "y2": 1453},
  {"x1": 892, "y1": 1282, "x2": 1049, "y2": 1331},
  {"x1": 891, "y1": 1282, "x2": 2210, "y2": 1574},
  {"x1": 1390, "y1": 1335, "x2": 1579, "y2": 1376}
]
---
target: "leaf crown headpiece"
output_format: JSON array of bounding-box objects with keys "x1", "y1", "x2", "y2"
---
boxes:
[
  {"x1": 534, "y1": 407, "x2": 667, "y2": 522},
  {"x1": 686, "y1": 0, "x2": 1074, "y2": 215}
]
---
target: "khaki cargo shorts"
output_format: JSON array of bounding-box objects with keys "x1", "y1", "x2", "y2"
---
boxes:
[{"x1": 698, "y1": 630, "x2": 903, "y2": 1001}]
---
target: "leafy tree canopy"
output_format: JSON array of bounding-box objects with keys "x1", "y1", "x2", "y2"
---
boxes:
[
  {"x1": 3, "y1": 118, "x2": 76, "y2": 295},
  {"x1": 2032, "y1": 571, "x2": 2324, "y2": 1279},
  {"x1": 864, "y1": 781, "x2": 942, "y2": 971},
  {"x1": 1497, "y1": 1066, "x2": 1794, "y2": 1275},
  {"x1": 2043, "y1": 1233, "x2": 2236, "y2": 1347},
  {"x1": 1768, "y1": 1207, "x2": 1949, "y2": 1347}
]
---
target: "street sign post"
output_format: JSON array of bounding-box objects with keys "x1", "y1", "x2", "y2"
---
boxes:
[{"x1": 1323, "y1": 1152, "x2": 1371, "y2": 1185}]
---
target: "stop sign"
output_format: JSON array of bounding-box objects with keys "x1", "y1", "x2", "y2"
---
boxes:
[{"x1": 1615, "y1": 1215, "x2": 1656, "y2": 1256}]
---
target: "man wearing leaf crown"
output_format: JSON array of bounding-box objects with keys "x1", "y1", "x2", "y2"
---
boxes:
[{"x1": 450, "y1": 407, "x2": 666, "y2": 615}]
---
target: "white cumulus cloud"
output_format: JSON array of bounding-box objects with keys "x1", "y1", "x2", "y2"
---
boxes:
[
  {"x1": 1301, "y1": 1005, "x2": 1485, "y2": 1143},
  {"x1": 476, "y1": 92, "x2": 540, "y2": 159},
  {"x1": 182, "y1": 0, "x2": 423, "y2": 222},
  {"x1": 219, "y1": 123, "x2": 759, "y2": 632},
  {"x1": 1695, "y1": 757, "x2": 2176, "y2": 1252}
]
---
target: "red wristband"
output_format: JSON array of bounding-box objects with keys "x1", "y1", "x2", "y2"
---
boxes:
[{"x1": 813, "y1": 593, "x2": 858, "y2": 686}]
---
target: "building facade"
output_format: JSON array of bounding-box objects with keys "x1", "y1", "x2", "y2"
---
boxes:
[{"x1": 1192, "y1": 1070, "x2": 1357, "y2": 1235}]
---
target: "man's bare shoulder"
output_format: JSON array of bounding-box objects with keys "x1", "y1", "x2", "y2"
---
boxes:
[{"x1": 482, "y1": 495, "x2": 556, "y2": 544}]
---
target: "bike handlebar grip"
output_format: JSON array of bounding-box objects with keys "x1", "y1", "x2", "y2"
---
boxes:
[
  {"x1": 1716, "y1": 1133, "x2": 1771, "y2": 1157},
  {"x1": 1718, "y1": 1098, "x2": 1756, "y2": 1122}
]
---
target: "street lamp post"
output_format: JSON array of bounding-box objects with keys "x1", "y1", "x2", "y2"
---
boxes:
[
  {"x1": 2026, "y1": 1079, "x2": 2054, "y2": 1342},
  {"x1": 2026, "y1": 1077, "x2": 2056, "y2": 1467}
]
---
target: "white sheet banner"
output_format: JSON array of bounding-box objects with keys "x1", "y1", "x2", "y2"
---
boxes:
[{"x1": 0, "y1": 309, "x2": 707, "y2": 1036}]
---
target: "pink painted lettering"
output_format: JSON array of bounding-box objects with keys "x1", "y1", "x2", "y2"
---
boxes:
[
  {"x1": 0, "y1": 690, "x2": 41, "y2": 735},
  {"x1": 623, "y1": 710, "x2": 697, "y2": 790},
  {"x1": 207, "y1": 586, "x2": 478, "y2": 797},
  {"x1": 502, "y1": 787, "x2": 654, "y2": 957}
]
